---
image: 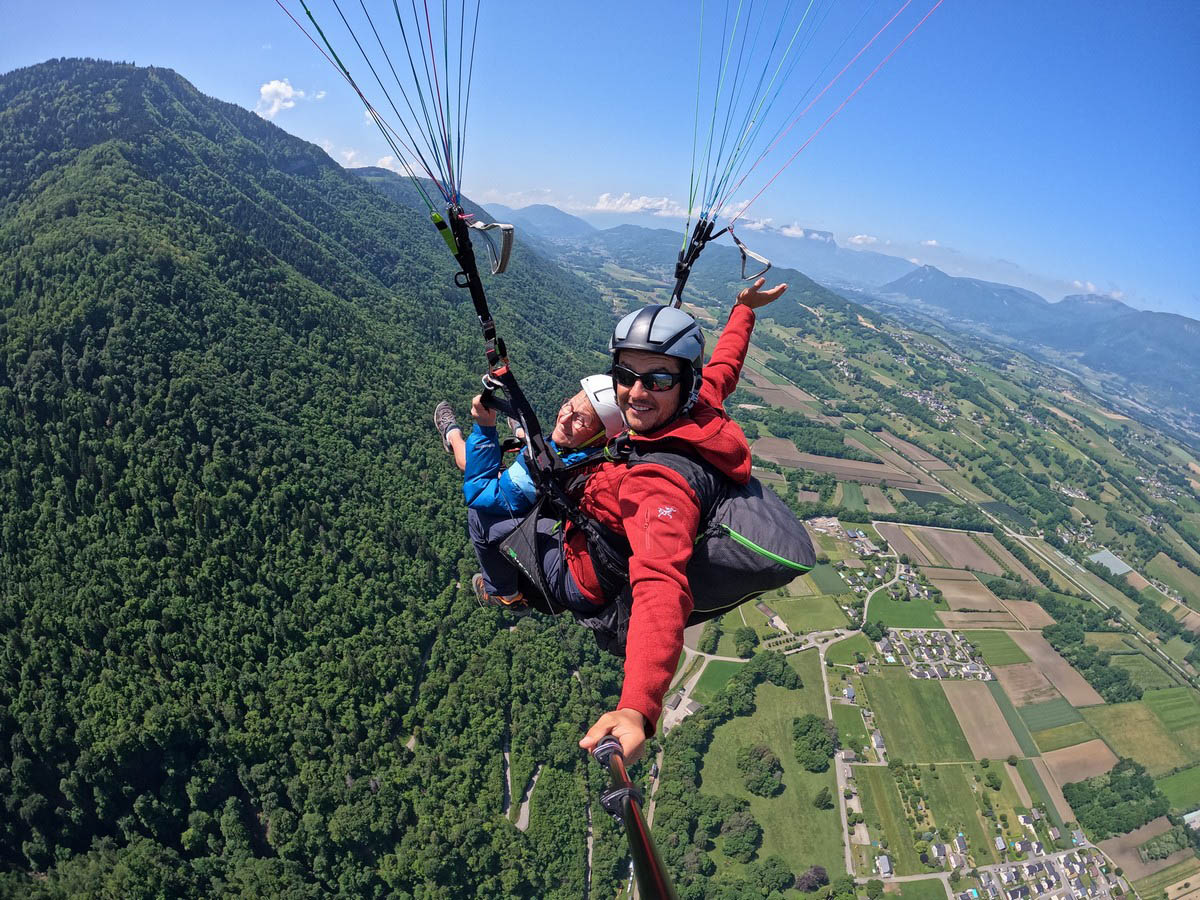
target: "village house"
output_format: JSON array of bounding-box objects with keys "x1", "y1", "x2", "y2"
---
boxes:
[{"x1": 876, "y1": 855, "x2": 892, "y2": 877}]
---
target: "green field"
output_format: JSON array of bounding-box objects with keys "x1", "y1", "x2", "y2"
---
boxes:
[
  {"x1": 692, "y1": 660, "x2": 746, "y2": 704},
  {"x1": 1164, "y1": 635, "x2": 1197, "y2": 664},
  {"x1": 699, "y1": 651, "x2": 844, "y2": 877},
  {"x1": 1148, "y1": 553, "x2": 1200, "y2": 602},
  {"x1": 867, "y1": 592, "x2": 943, "y2": 629},
  {"x1": 891, "y1": 878, "x2": 951, "y2": 900},
  {"x1": 863, "y1": 668, "x2": 973, "y2": 762},
  {"x1": 1084, "y1": 631, "x2": 1137, "y2": 652},
  {"x1": 1015, "y1": 758, "x2": 1066, "y2": 831},
  {"x1": 810, "y1": 563, "x2": 851, "y2": 595},
  {"x1": 1110, "y1": 654, "x2": 1178, "y2": 690},
  {"x1": 1144, "y1": 687, "x2": 1200, "y2": 759},
  {"x1": 840, "y1": 481, "x2": 866, "y2": 511},
  {"x1": 855, "y1": 766, "x2": 923, "y2": 875},
  {"x1": 833, "y1": 702, "x2": 871, "y2": 756},
  {"x1": 965, "y1": 631, "x2": 1030, "y2": 666},
  {"x1": 1156, "y1": 764, "x2": 1200, "y2": 813},
  {"x1": 987, "y1": 681, "x2": 1039, "y2": 757},
  {"x1": 1018, "y1": 698, "x2": 1084, "y2": 732},
  {"x1": 1081, "y1": 701, "x2": 1194, "y2": 775},
  {"x1": 827, "y1": 633, "x2": 874, "y2": 666},
  {"x1": 1131, "y1": 855, "x2": 1200, "y2": 900},
  {"x1": 773, "y1": 594, "x2": 850, "y2": 633},
  {"x1": 1032, "y1": 721, "x2": 1098, "y2": 753},
  {"x1": 921, "y1": 763, "x2": 998, "y2": 865}
]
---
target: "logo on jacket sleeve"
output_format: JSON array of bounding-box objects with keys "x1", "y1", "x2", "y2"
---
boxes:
[{"x1": 657, "y1": 506, "x2": 676, "y2": 519}]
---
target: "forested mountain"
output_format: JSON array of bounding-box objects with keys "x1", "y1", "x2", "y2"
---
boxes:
[
  {"x1": 878, "y1": 266, "x2": 1200, "y2": 426},
  {"x1": 0, "y1": 58, "x2": 632, "y2": 897}
]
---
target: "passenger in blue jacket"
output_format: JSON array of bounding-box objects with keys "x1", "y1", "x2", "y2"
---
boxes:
[{"x1": 433, "y1": 375, "x2": 625, "y2": 612}]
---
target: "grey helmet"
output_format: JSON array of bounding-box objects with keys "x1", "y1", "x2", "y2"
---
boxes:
[{"x1": 609, "y1": 305, "x2": 705, "y2": 417}]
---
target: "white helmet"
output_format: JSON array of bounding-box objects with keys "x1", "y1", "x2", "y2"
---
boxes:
[{"x1": 580, "y1": 373, "x2": 627, "y2": 440}]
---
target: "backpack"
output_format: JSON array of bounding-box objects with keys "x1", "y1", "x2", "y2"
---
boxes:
[{"x1": 498, "y1": 441, "x2": 815, "y2": 656}]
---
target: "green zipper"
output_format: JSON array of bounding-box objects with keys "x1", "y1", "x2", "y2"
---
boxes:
[{"x1": 720, "y1": 524, "x2": 813, "y2": 571}]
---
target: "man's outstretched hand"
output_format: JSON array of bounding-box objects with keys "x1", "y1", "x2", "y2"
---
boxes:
[
  {"x1": 579, "y1": 708, "x2": 650, "y2": 763},
  {"x1": 736, "y1": 277, "x2": 788, "y2": 309}
]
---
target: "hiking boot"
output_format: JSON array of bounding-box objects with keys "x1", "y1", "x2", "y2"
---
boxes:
[
  {"x1": 433, "y1": 401, "x2": 461, "y2": 453},
  {"x1": 472, "y1": 573, "x2": 529, "y2": 616}
]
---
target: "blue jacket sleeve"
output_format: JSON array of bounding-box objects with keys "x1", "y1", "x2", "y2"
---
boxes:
[{"x1": 461, "y1": 425, "x2": 538, "y2": 515}]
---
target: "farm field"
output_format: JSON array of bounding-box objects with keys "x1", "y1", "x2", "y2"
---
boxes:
[
  {"x1": 855, "y1": 766, "x2": 923, "y2": 875},
  {"x1": 999, "y1": 599, "x2": 1056, "y2": 629},
  {"x1": 1085, "y1": 631, "x2": 1138, "y2": 652},
  {"x1": 1032, "y1": 721, "x2": 1099, "y2": 753},
  {"x1": 931, "y1": 576, "x2": 1006, "y2": 611},
  {"x1": 751, "y1": 437, "x2": 924, "y2": 487},
  {"x1": 1081, "y1": 702, "x2": 1193, "y2": 775},
  {"x1": 887, "y1": 878, "x2": 950, "y2": 900},
  {"x1": 993, "y1": 663, "x2": 1063, "y2": 707},
  {"x1": 863, "y1": 668, "x2": 973, "y2": 762},
  {"x1": 987, "y1": 681, "x2": 1039, "y2": 756},
  {"x1": 899, "y1": 489, "x2": 949, "y2": 507},
  {"x1": 920, "y1": 762, "x2": 997, "y2": 865},
  {"x1": 840, "y1": 481, "x2": 866, "y2": 511},
  {"x1": 938, "y1": 612, "x2": 1019, "y2": 630},
  {"x1": 1164, "y1": 635, "x2": 1196, "y2": 664},
  {"x1": 1008, "y1": 631, "x2": 1106, "y2": 706},
  {"x1": 1143, "y1": 687, "x2": 1200, "y2": 746},
  {"x1": 1156, "y1": 764, "x2": 1200, "y2": 813},
  {"x1": 1017, "y1": 698, "x2": 1084, "y2": 732},
  {"x1": 1099, "y1": 816, "x2": 1194, "y2": 881},
  {"x1": 869, "y1": 591, "x2": 944, "y2": 628},
  {"x1": 833, "y1": 702, "x2": 871, "y2": 756},
  {"x1": 917, "y1": 527, "x2": 1006, "y2": 575},
  {"x1": 1132, "y1": 856, "x2": 1200, "y2": 900},
  {"x1": 1110, "y1": 653, "x2": 1178, "y2": 690},
  {"x1": 691, "y1": 660, "x2": 745, "y2": 704},
  {"x1": 773, "y1": 594, "x2": 850, "y2": 633},
  {"x1": 943, "y1": 680, "x2": 1023, "y2": 759},
  {"x1": 810, "y1": 563, "x2": 851, "y2": 595},
  {"x1": 879, "y1": 431, "x2": 951, "y2": 470},
  {"x1": 974, "y1": 533, "x2": 1046, "y2": 586},
  {"x1": 964, "y1": 631, "x2": 1030, "y2": 666},
  {"x1": 1041, "y1": 739, "x2": 1118, "y2": 783},
  {"x1": 861, "y1": 484, "x2": 895, "y2": 514},
  {"x1": 1027, "y1": 757, "x2": 1074, "y2": 825},
  {"x1": 827, "y1": 633, "x2": 873, "y2": 666},
  {"x1": 875, "y1": 523, "x2": 936, "y2": 566},
  {"x1": 1149, "y1": 553, "x2": 1200, "y2": 602},
  {"x1": 699, "y1": 653, "x2": 845, "y2": 877}
]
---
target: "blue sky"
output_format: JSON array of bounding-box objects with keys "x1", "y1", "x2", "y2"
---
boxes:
[{"x1": 3, "y1": 1, "x2": 1198, "y2": 316}]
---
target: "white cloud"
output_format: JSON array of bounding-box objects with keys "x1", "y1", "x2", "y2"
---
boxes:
[
  {"x1": 907, "y1": 257, "x2": 921, "y2": 265},
  {"x1": 808, "y1": 232, "x2": 824, "y2": 240},
  {"x1": 740, "y1": 218, "x2": 772, "y2": 231},
  {"x1": 375, "y1": 155, "x2": 407, "y2": 174},
  {"x1": 314, "y1": 90, "x2": 326, "y2": 100},
  {"x1": 920, "y1": 239, "x2": 939, "y2": 247},
  {"x1": 780, "y1": 223, "x2": 808, "y2": 238},
  {"x1": 1072, "y1": 279, "x2": 1098, "y2": 293},
  {"x1": 476, "y1": 187, "x2": 561, "y2": 208},
  {"x1": 847, "y1": 234, "x2": 878, "y2": 246},
  {"x1": 255, "y1": 79, "x2": 305, "y2": 119},
  {"x1": 1110, "y1": 290, "x2": 1125, "y2": 300},
  {"x1": 338, "y1": 148, "x2": 362, "y2": 166},
  {"x1": 262, "y1": 43, "x2": 273, "y2": 50},
  {"x1": 590, "y1": 192, "x2": 686, "y2": 218}
]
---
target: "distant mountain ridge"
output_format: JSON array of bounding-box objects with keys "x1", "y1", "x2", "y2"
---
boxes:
[{"x1": 880, "y1": 266, "x2": 1200, "y2": 419}]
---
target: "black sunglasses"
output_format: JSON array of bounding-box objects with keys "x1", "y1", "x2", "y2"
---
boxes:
[{"x1": 610, "y1": 363, "x2": 682, "y2": 392}]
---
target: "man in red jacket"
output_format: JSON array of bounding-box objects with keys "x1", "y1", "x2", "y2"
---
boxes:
[{"x1": 573, "y1": 277, "x2": 786, "y2": 762}]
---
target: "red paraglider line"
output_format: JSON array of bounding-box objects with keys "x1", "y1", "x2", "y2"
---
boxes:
[{"x1": 731, "y1": 0, "x2": 945, "y2": 225}]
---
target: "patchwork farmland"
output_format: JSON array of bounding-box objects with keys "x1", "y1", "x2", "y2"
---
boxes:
[
  {"x1": 1008, "y1": 631, "x2": 1106, "y2": 706},
  {"x1": 942, "y1": 680, "x2": 1023, "y2": 759}
]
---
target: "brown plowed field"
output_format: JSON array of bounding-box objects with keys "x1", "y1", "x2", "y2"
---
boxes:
[
  {"x1": 938, "y1": 611, "x2": 1020, "y2": 629},
  {"x1": 876, "y1": 523, "x2": 933, "y2": 566},
  {"x1": 1031, "y1": 757, "x2": 1074, "y2": 822},
  {"x1": 1042, "y1": 738, "x2": 1118, "y2": 783},
  {"x1": 745, "y1": 384, "x2": 811, "y2": 412},
  {"x1": 994, "y1": 663, "x2": 1061, "y2": 706},
  {"x1": 861, "y1": 484, "x2": 895, "y2": 514},
  {"x1": 1000, "y1": 600, "x2": 1056, "y2": 629},
  {"x1": 920, "y1": 567, "x2": 978, "y2": 581},
  {"x1": 930, "y1": 576, "x2": 1006, "y2": 611},
  {"x1": 867, "y1": 445, "x2": 950, "y2": 490},
  {"x1": 796, "y1": 489, "x2": 820, "y2": 502},
  {"x1": 1009, "y1": 631, "x2": 1105, "y2": 706},
  {"x1": 974, "y1": 533, "x2": 1045, "y2": 587},
  {"x1": 1099, "y1": 817, "x2": 1194, "y2": 880},
  {"x1": 943, "y1": 681, "x2": 1023, "y2": 759},
  {"x1": 1126, "y1": 571, "x2": 1151, "y2": 592},
  {"x1": 918, "y1": 529, "x2": 1006, "y2": 575},
  {"x1": 880, "y1": 432, "x2": 952, "y2": 470},
  {"x1": 751, "y1": 437, "x2": 924, "y2": 486}
]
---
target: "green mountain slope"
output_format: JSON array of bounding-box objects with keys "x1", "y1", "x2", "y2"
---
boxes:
[{"x1": 0, "y1": 58, "x2": 625, "y2": 896}]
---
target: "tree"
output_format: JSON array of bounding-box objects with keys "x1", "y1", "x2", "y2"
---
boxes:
[
  {"x1": 734, "y1": 626, "x2": 760, "y2": 658},
  {"x1": 813, "y1": 787, "x2": 834, "y2": 810},
  {"x1": 1007, "y1": 755, "x2": 1019, "y2": 766},
  {"x1": 866, "y1": 879, "x2": 885, "y2": 899}
]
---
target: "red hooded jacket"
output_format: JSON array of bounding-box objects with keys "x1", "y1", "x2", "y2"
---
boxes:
[{"x1": 564, "y1": 303, "x2": 757, "y2": 731}]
